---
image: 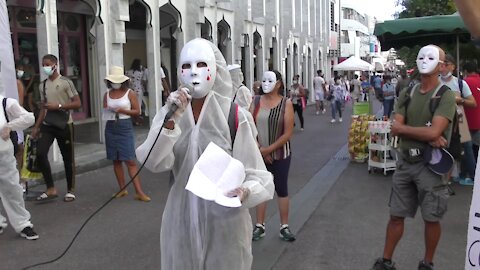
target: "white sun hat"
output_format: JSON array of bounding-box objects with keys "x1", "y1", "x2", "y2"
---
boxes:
[{"x1": 105, "y1": 66, "x2": 130, "y2": 83}]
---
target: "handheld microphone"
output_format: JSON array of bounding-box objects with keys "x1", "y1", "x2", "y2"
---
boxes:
[{"x1": 164, "y1": 84, "x2": 193, "y2": 123}]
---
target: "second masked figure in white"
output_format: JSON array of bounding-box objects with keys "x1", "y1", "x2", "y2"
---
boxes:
[{"x1": 136, "y1": 38, "x2": 274, "y2": 270}]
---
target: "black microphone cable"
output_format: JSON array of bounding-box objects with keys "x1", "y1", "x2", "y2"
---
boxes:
[{"x1": 23, "y1": 114, "x2": 170, "y2": 270}]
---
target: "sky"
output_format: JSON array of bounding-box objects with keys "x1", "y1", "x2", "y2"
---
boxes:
[{"x1": 346, "y1": 0, "x2": 403, "y2": 21}]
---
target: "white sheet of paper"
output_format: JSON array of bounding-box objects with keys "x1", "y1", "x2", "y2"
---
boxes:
[{"x1": 185, "y1": 142, "x2": 245, "y2": 208}]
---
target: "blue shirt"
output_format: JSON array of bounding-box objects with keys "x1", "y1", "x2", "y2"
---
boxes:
[
  {"x1": 373, "y1": 76, "x2": 382, "y2": 89},
  {"x1": 382, "y1": 83, "x2": 395, "y2": 100}
]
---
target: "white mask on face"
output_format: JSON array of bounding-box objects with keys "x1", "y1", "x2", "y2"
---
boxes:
[
  {"x1": 111, "y1": 83, "x2": 122, "y2": 89},
  {"x1": 262, "y1": 71, "x2": 277, "y2": 94},
  {"x1": 441, "y1": 72, "x2": 452, "y2": 80},
  {"x1": 16, "y1": 70, "x2": 24, "y2": 79},
  {"x1": 416, "y1": 45, "x2": 441, "y2": 74},
  {"x1": 42, "y1": 66, "x2": 55, "y2": 76},
  {"x1": 293, "y1": 79, "x2": 298, "y2": 84},
  {"x1": 179, "y1": 39, "x2": 216, "y2": 99}
]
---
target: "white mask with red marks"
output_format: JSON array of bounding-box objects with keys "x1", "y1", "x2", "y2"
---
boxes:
[{"x1": 179, "y1": 39, "x2": 217, "y2": 98}]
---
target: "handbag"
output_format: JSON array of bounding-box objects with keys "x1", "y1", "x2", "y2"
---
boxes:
[
  {"x1": 44, "y1": 110, "x2": 69, "y2": 129},
  {"x1": 25, "y1": 135, "x2": 41, "y2": 173},
  {"x1": 42, "y1": 80, "x2": 70, "y2": 129}
]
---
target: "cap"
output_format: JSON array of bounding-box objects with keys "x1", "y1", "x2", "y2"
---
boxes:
[{"x1": 423, "y1": 146, "x2": 454, "y2": 175}]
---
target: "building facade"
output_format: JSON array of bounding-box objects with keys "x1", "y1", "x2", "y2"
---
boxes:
[
  {"x1": 6, "y1": 0, "x2": 340, "y2": 142},
  {"x1": 339, "y1": 1, "x2": 377, "y2": 60}
]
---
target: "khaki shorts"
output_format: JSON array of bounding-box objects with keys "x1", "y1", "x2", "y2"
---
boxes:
[{"x1": 389, "y1": 157, "x2": 449, "y2": 222}]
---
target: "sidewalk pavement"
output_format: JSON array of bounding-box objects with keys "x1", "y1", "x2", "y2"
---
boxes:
[{"x1": 45, "y1": 121, "x2": 150, "y2": 183}]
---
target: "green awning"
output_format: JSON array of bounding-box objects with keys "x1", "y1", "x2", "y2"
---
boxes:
[{"x1": 374, "y1": 14, "x2": 470, "y2": 49}]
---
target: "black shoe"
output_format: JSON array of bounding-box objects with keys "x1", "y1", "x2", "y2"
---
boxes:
[
  {"x1": 371, "y1": 258, "x2": 396, "y2": 270},
  {"x1": 20, "y1": 227, "x2": 39, "y2": 240},
  {"x1": 279, "y1": 225, "x2": 296, "y2": 241},
  {"x1": 252, "y1": 223, "x2": 265, "y2": 241},
  {"x1": 418, "y1": 260, "x2": 434, "y2": 270}
]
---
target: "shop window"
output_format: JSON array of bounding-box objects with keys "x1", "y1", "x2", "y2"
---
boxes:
[
  {"x1": 16, "y1": 8, "x2": 36, "y2": 28},
  {"x1": 65, "y1": 15, "x2": 80, "y2": 32}
]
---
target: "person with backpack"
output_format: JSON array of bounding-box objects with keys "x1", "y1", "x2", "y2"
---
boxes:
[
  {"x1": 439, "y1": 54, "x2": 477, "y2": 186},
  {"x1": 371, "y1": 45, "x2": 456, "y2": 270},
  {"x1": 250, "y1": 70, "x2": 295, "y2": 242},
  {"x1": 0, "y1": 90, "x2": 39, "y2": 240},
  {"x1": 228, "y1": 64, "x2": 252, "y2": 110},
  {"x1": 136, "y1": 38, "x2": 274, "y2": 270}
]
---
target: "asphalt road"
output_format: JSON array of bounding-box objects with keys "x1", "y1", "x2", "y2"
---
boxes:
[{"x1": 1, "y1": 102, "x2": 472, "y2": 270}]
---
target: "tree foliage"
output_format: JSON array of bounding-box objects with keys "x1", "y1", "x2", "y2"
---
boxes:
[{"x1": 395, "y1": 0, "x2": 456, "y2": 18}]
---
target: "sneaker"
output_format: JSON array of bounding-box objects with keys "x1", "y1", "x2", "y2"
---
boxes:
[
  {"x1": 300, "y1": 128, "x2": 304, "y2": 131},
  {"x1": 322, "y1": 109, "x2": 326, "y2": 114},
  {"x1": 460, "y1": 178, "x2": 474, "y2": 186},
  {"x1": 418, "y1": 260, "x2": 434, "y2": 270},
  {"x1": 252, "y1": 223, "x2": 265, "y2": 241},
  {"x1": 0, "y1": 227, "x2": 3, "y2": 234},
  {"x1": 315, "y1": 111, "x2": 320, "y2": 115},
  {"x1": 20, "y1": 227, "x2": 39, "y2": 240},
  {"x1": 330, "y1": 119, "x2": 336, "y2": 123},
  {"x1": 339, "y1": 117, "x2": 343, "y2": 123},
  {"x1": 279, "y1": 225, "x2": 296, "y2": 241},
  {"x1": 370, "y1": 258, "x2": 397, "y2": 270}
]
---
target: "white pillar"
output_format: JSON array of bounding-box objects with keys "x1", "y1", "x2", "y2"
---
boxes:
[
  {"x1": 145, "y1": 0, "x2": 163, "y2": 122},
  {"x1": 95, "y1": 0, "x2": 111, "y2": 143},
  {"x1": 0, "y1": 0, "x2": 16, "y2": 99},
  {"x1": 36, "y1": 0, "x2": 62, "y2": 162},
  {"x1": 36, "y1": 0, "x2": 59, "y2": 81}
]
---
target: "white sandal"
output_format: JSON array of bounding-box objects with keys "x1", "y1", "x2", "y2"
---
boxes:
[{"x1": 64, "y1": 192, "x2": 76, "y2": 202}]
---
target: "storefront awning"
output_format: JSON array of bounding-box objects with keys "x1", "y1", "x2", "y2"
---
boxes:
[{"x1": 374, "y1": 13, "x2": 470, "y2": 49}]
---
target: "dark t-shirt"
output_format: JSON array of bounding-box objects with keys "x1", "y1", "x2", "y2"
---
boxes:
[{"x1": 394, "y1": 84, "x2": 456, "y2": 152}]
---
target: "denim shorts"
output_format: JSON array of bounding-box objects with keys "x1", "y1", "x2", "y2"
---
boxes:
[{"x1": 389, "y1": 157, "x2": 449, "y2": 222}]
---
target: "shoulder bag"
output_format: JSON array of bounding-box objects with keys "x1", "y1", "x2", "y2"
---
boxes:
[{"x1": 42, "y1": 80, "x2": 69, "y2": 129}]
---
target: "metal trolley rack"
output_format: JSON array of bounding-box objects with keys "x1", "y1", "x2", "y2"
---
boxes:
[{"x1": 367, "y1": 121, "x2": 397, "y2": 175}]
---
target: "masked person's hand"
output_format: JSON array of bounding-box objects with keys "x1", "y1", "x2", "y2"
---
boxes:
[
  {"x1": 226, "y1": 187, "x2": 250, "y2": 203},
  {"x1": 166, "y1": 87, "x2": 192, "y2": 120},
  {"x1": 429, "y1": 136, "x2": 448, "y2": 148},
  {"x1": 1, "y1": 126, "x2": 11, "y2": 141}
]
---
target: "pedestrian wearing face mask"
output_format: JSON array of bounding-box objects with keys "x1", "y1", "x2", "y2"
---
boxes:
[
  {"x1": 14, "y1": 61, "x2": 26, "y2": 189},
  {"x1": 250, "y1": 70, "x2": 296, "y2": 242},
  {"x1": 329, "y1": 76, "x2": 345, "y2": 123},
  {"x1": 31, "y1": 54, "x2": 82, "y2": 203},
  {"x1": 439, "y1": 54, "x2": 477, "y2": 186},
  {"x1": 228, "y1": 64, "x2": 253, "y2": 110},
  {"x1": 382, "y1": 75, "x2": 395, "y2": 118},
  {"x1": 103, "y1": 66, "x2": 150, "y2": 202},
  {"x1": 136, "y1": 38, "x2": 274, "y2": 270},
  {"x1": 289, "y1": 74, "x2": 305, "y2": 130},
  {"x1": 371, "y1": 45, "x2": 456, "y2": 270}
]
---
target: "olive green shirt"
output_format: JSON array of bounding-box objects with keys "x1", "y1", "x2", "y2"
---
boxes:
[
  {"x1": 40, "y1": 75, "x2": 79, "y2": 123},
  {"x1": 395, "y1": 83, "x2": 456, "y2": 152}
]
